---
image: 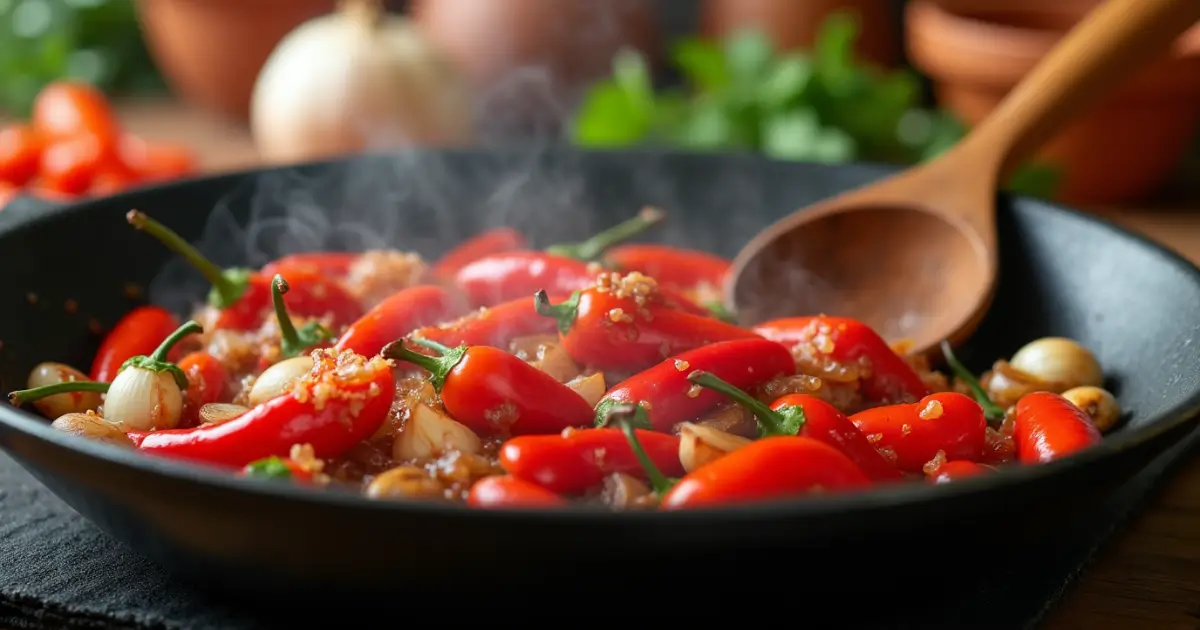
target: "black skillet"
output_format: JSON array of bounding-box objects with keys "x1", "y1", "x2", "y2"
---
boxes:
[{"x1": 1, "y1": 148, "x2": 1199, "y2": 605}]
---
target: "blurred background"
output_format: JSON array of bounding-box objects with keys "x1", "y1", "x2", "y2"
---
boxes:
[{"x1": 1, "y1": 0, "x2": 1198, "y2": 207}]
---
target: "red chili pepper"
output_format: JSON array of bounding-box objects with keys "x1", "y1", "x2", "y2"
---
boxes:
[
  {"x1": 533, "y1": 279, "x2": 760, "y2": 373},
  {"x1": 686, "y1": 371, "x2": 903, "y2": 482},
  {"x1": 604, "y1": 244, "x2": 730, "y2": 291},
  {"x1": 384, "y1": 339, "x2": 593, "y2": 437},
  {"x1": 127, "y1": 211, "x2": 362, "y2": 331},
  {"x1": 925, "y1": 458, "x2": 990, "y2": 484},
  {"x1": 848, "y1": 392, "x2": 988, "y2": 473},
  {"x1": 659, "y1": 436, "x2": 873, "y2": 509},
  {"x1": 407, "y1": 292, "x2": 568, "y2": 350},
  {"x1": 453, "y1": 208, "x2": 665, "y2": 308},
  {"x1": 90, "y1": 305, "x2": 184, "y2": 383},
  {"x1": 128, "y1": 349, "x2": 395, "y2": 467},
  {"x1": 499, "y1": 427, "x2": 684, "y2": 495},
  {"x1": 433, "y1": 227, "x2": 527, "y2": 280},
  {"x1": 261, "y1": 252, "x2": 359, "y2": 279},
  {"x1": 335, "y1": 285, "x2": 463, "y2": 358},
  {"x1": 754, "y1": 315, "x2": 930, "y2": 404},
  {"x1": 1013, "y1": 391, "x2": 1103, "y2": 464},
  {"x1": 177, "y1": 351, "x2": 227, "y2": 426},
  {"x1": 594, "y1": 338, "x2": 795, "y2": 433},
  {"x1": 467, "y1": 475, "x2": 565, "y2": 508}
]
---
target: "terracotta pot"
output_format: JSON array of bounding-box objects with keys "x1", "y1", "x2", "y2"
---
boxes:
[
  {"x1": 135, "y1": 0, "x2": 338, "y2": 122},
  {"x1": 411, "y1": 0, "x2": 660, "y2": 131},
  {"x1": 700, "y1": 0, "x2": 900, "y2": 69},
  {"x1": 906, "y1": 0, "x2": 1200, "y2": 205}
]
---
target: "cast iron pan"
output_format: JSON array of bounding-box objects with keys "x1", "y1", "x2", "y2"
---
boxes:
[{"x1": 1, "y1": 149, "x2": 1199, "y2": 605}]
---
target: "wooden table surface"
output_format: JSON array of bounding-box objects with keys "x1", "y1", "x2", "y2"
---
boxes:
[{"x1": 115, "y1": 100, "x2": 1200, "y2": 629}]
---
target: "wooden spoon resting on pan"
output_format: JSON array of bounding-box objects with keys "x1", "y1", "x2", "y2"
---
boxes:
[{"x1": 724, "y1": 0, "x2": 1200, "y2": 356}]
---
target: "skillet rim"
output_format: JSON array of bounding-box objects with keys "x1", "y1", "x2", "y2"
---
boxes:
[{"x1": 2, "y1": 147, "x2": 1199, "y2": 524}]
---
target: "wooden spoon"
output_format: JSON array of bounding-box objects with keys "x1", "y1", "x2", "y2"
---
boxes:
[{"x1": 725, "y1": 0, "x2": 1200, "y2": 356}]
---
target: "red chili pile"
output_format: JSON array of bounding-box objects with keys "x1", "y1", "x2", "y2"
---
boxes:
[
  {"x1": 7, "y1": 206, "x2": 1121, "y2": 510},
  {"x1": 0, "y1": 81, "x2": 197, "y2": 208}
]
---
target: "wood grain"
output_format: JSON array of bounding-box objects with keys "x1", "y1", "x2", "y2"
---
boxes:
[{"x1": 114, "y1": 99, "x2": 1200, "y2": 629}]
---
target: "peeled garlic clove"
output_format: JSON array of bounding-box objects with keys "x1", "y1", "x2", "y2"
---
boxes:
[
  {"x1": 527, "y1": 341, "x2": 580, "y2": 383},
  {"x1": 1009, "y1": 337, "x2": 1103, "y2": 392},
  {"x1": 248, "y1": 356, "x2": 314, "y2": 406},
  {"x1": 366, "y1": 466, "x2": 446, "y2": 500},
  {"x1": 393, "y1": 402, "x2": 482, "y2": 461},
  {"x1": 1061, "y1": 386, "x2": 1121, "y2": 433},
  {"x1": 200, "y1": 403, "x2": 250, "y2": 425},
  {"x1": 26, "y1": 362, "x2": 103, "y2": 419},
  {"x1": 51, "y1": 412, "x2": 133, "y2": 448},
  {"x1": 678, "y1": 422, "x2": 752, "y2": 473},
  {"x1": 566, "y1": 372, "x2": 606, "y2": 408},
  {"x1": 103, "y1": 367, "x2": 183, "y2": 431}
]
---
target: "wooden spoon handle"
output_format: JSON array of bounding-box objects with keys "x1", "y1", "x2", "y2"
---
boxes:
[{"x1": 964, "y1": 0, "x2": 1200, "y2": 180}]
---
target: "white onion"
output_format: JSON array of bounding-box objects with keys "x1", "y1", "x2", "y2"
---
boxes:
[
  {"x1": 250, "y1": 0, "x2": 472, "y2": 164},
  {"x1": 678, "y1": 422, "x2": 752, "y2": 473},
  {"x1": 566, "y1": 372, "x2": 606, "y2": 408},
  {"x1": 393, "y1": 402, "x2": 482, "y2": 461},
  {"x1": 248, "y1": 356, "x2": 314, "y2": 407},
  {"x1": 102, "y1": 368, "x2": 183, "y2": 432}
]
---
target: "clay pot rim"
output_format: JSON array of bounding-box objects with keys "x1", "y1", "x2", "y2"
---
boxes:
[{"x1": 906, "y1": 0, "x2": 1200, "y2": 93}]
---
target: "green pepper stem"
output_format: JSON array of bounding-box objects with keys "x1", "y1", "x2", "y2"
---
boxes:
[
  {"x1": 126, "y1": 210, "x2": 243, "y2": 307},
  {"x1": 270, "y1": 275, "x2": 306, "y2": 355},
  {"x1": 151, "y1": 320, "x2": 202, "y2": 362},
  {"x1": 410, "y1": 337, "x2": 453, "y2": 355},
  {"x1": 533, "y1": 290, "x2": 580, "y2": 337},
  {"x1": 8, "y1": 380, "x2": 111, "y2": 406},
  {"x1": 607, "y1": 404, "x2": 675, "y2": 495},
  {"x1": 687, "y1": 370, "x2": 791, "y2": 435},
  {"x1": 381, "y1": 340, "x2": 466, "y2": 392},
  {"x1": 940, "y1": 340, "x2": 1006, "y2": 426},
  {"x1": 545, "y1": 206, "x2": 665, "y2": 261}
]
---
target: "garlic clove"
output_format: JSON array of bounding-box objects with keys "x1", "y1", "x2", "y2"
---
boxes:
[
  {"x1": 51, "y1": 412, "x2": 134, "y2": 448},
  {"x1": 1061, "y1": 386, "x2": 1121, "y2": 433},
  {"x1": 566, "y1": 372, "x2": 606, "y2": 408},
  {"x1": 103, "y1": 368, "x2": 183, "y2": 431},
  {"x1": 248, "y1": 355, "x2": 314, "y2": 407},
  {"x1": 525, "y1": 340, "x2": 580, "y2": 383},
  {"x1": 1008, "y1": 337, "x2": 1103, "y2": 392},
  {"x1": 678, "y1": 422, "x2": 752, "y2": 473},
  {"x1": 199, "y1": 403, "x2": 250, "y2": 425},
  {"x1": 393, "y1": 402, "x2": 482, "y2": 461}
]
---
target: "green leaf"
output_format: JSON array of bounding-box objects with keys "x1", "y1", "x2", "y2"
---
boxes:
[
  {"x1": 670, "y1": 37, "x2": 729, "y2": 92},
  {"x1": 812, "y1": 11, "x2": 860, "y2": 93},
  {"x1": 612, "y1": 48, "x2": 654, "y2": 119},
  {"x1": 675, "y1": 97, "x2": 739, "y2": 150},
  {"x1": 243, "y1": 457, "x2": 293, "y2": 480},
  {"x1": 724, "y1": 29, "x2": 774, "y2": 82},
  {"x1": 762, "y1": 109, "x2": 856, "y2": 163},
  {"x1": 757, "y1": 53, "x2": 813, "y2": 111},
  {"x1": 571, "y1": 82, "x2": 648, "y2": 147},
  {"x1": 918, "y1": 111, "x2": 969, "y2": 161}
]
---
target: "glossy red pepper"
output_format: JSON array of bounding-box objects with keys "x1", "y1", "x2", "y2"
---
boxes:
[
  {"x1": 177, "y1": 351, "x2": 227, "y2": 426},
  {"x1": 687, "y1": 371, "x2": 903, "y2": 482},
  {"x1": 604, "y1": 244, "x2": 730, "y2": 291},
  {"x1": 335, "y1": 285, "x2": 463, "y2": 358},
  {"x1": 848, "y1": 392, "x2": 988, "y2": 473},
  {"x1": 925, "y1": 458, "x2": 990, "y2": 484},
  {"x1": 660, "y1": 437, "x2": 873, "y2": 509},
  {"x1": 467, "y1": 475, "x2": 565, "y2": 508},
  {"x1": 534, "y1": 276, "x2": 760, "y2": 373},
  {"x1": 499, "y1": 428, "x2": 684, "y2": 495},
  {"x1": 452, "y1": 208, "x2": 665, "y2": 308},
  {"x1": 594, "y1": 338, "x2": 795, "y2": 433},
  {"x1": 384, "y1": 339, "x2": 593, "y2": 437},
  {"x1": 432, "y1": 227, "x2": 527, "y2": 280},
  {"x1": 127, "y1": 211, "x2": 362, "y2": 331},
  {"x1": 89, "y1": 305, "x2": 182, "y2": 382},
  {"x1": 1013, "y1": 391, "x2": 1102, "y2": 464},
  {"x1": 407, "y1": 292, "x2": 568, "y2": 350},
  {"x1": 261, "y1": 252, "x2": 359, "y2": 280},
  {"x1": 128, "y1": 349, "x2": 395, "y2": 467},
  {"x1": 754, "y1": 315, "x2": 930, "y2": 404}
]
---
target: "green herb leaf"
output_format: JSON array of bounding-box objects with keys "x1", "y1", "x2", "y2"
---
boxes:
[
  {"x1": 762, "y1": 109, "x2": 856, "y2": 163},
  {"x1": 723, "y1": 29, "x2": 774, "y2": 83},
  {"x1": 812, "y1": 11, "x2": 860, "y2": 94},
  {"x1": 670, "y1": 37, "x2": 729, "y2": 92},
  {"x1": 243, "y1": 457, "x2": 293, "y2": 480},
  {"x1": 572, "y1": 82, "x2": 649, "y2": 147},
  {"x1": 757, "y1": 54, "x2": 813, "y2": 111}
]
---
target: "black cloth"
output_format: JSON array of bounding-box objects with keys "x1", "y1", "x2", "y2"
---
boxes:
[{"x1": 3, "y1": 428, "x2": 1200, "y2": 630}]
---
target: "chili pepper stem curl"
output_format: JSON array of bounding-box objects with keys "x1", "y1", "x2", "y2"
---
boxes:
[
  {"x1": 381, "y1": 340, "x2": 466, "y2": 391},
  {"x1": 126, "y1": 210, "x2": 250, "y2": 309},
  {"x1": 271, "y1": 274, "x2": 332, "y2": 358},
  {"x1": 940, "y1": 340, "x2": 1006, "y2": 426},
  {"x1": 533, "y1": 290, "x2": 581, "y2": 337},
  {"x1": 686, "y1": 370, "x2": 804, "y2": 437},
  {"x1": 119, "y1": 320, "x2": 202, "y2": 390},
  {"x1": 8, "y1": 380, "x2": 111, "y2": 406},
  {"x1": 607, "y1": 404, "x2": 677, "y2": 495},
  {"x1": 544, "y1": 206, "x2": 665, "y2": 261}
]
